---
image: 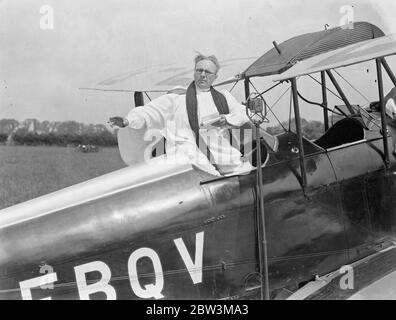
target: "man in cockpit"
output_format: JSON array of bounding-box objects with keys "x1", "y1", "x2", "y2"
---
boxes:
[{"x1": 109, "y1": 53, "x2": 277, "y2": 176}]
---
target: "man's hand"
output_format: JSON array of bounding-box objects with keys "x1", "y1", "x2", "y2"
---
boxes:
[
  {"x1": 200, "y1": 114, "x2": 241, "y2": 129},
  {"x1": 216, "y1": 115, "x2": 228, "y2": 127},
  {"x1": 109, "y1": 117, "x2": 128, "y2": 128},
  {"x1": 218, "y1": 115, "x2": 241, "y2": 129}
]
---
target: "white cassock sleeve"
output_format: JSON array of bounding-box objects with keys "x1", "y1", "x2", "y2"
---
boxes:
[
  {"x1": 386, "y1": 98, "x2": 396, "y2": 120},
  {"x1": 125, "y1": 94, "x2": 178, "y2": 130}
]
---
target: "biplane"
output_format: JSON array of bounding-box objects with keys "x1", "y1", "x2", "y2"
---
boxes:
[{"x1": 0, "y1": 21, "x2": 396, "y2": 300}]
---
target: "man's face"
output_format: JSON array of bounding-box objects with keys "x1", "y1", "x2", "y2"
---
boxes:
[{"x1": 194, "y1": 59, "x2": 218, "y2": 91}]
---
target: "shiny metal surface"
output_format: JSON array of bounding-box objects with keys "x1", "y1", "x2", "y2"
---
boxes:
[
  {"x1": 0, "y1": 130, "x2": 395, "y2": 299},
  {"x1": 0, "y1": 158, "x2": 193, "y2": 228}
]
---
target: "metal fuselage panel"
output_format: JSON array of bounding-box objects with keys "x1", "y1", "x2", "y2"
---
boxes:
[
  {"x1": 0, "y1": 163, "x2": 253, "y2": 299},
  {"x1": 0, "y1": 134, "x2": 395, "y2": 299}
]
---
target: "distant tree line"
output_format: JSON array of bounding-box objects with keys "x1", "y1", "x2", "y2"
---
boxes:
[
  {"x1": 5, "y1": 131, "x2": 118, "y2": 147},
  {"x1": 1, "y1": 118, "x2": 326, "y2": 146},
  {"x1": 0, "y1": 133, "x2": 7, "y2": 143}
]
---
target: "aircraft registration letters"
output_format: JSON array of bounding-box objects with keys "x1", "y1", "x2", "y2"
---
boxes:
[{"x1": 18, "y1": 231, "x2": 205, "y2": 300}]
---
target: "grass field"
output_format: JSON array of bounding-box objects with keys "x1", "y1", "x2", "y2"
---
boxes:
[{"x1": 0, "y1": 145, "x2": 126, "y2": 210}]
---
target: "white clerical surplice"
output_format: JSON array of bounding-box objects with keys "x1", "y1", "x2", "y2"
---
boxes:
[{"x1": 122, "y1": 87, "x2": 253, "y2": 176}]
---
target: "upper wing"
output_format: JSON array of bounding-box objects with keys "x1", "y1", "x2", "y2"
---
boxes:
[
  {"x1": 81, "y1": 63, "x2": 191, "y2": 93},
  {"x1": 80, "y1": 57, "x2": 258, "y2": 93},
  {"x1": 273, "y1": 33, "x2": 396, "y2": 82}
]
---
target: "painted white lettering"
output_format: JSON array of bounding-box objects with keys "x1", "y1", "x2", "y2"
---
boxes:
[
  {"x1": 20, "y1": 273, "x2": 57, "y2": 300},
  {"x1": 128, "y1": 248, "x2": 164, "y2": 299},
  {"x1": 74, "y1": 261, "x2": 116, "y2": 300},
  {"x1": 173, "y1": 231, "x2": 204, "y2": 284}
]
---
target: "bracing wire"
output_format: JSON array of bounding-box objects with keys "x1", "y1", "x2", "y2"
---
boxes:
[
  {"x1": 297, "y1": 91, "x2": 345, "y2": 117},
  {"x1": 266, "y1": 86, "x2": 291, "y2": 132},
  {"x1": 308, "y1": 73, "x2": 381, "y2": 130},
  {"x1": 144, "y1": 92, "x2": 152, "y2": 101},
  {"x1": 249, "y1": 80, "x2": 289, "y2": 132},
  {"x1": 333, "y1": 69, "x2": 371, "y2": 103},
  {"x1": 308, "y1": 74, "x2": 342, "y2": 100},
  {"x1": 331, "y1": 70, "x2": 382, "y2": 129},
  {"x1": 229, "y1": 79, "x2": 240, "y2": 93},
  {"x1": 288, "y1": 88, "x2": 293, "y2": 131}
]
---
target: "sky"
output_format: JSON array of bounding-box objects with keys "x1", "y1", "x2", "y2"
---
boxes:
[{"x1": 1, "y1": 0, "x2": 396, "y2": 127}]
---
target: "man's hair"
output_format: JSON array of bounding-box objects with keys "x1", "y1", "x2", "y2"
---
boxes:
[{"x1": 194, "y1": 53, "x2": 220, "y2": 74}]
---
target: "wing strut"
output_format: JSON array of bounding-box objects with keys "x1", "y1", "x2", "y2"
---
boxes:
[
  {"x1": 326, "y1": 70, "x2": 355, "y2": 114},
  {"x1": 244, "y1": 78, "x2": 270, "y2": 300},
  {"x1": 321, "y1": 72, "x2": 330, "y2": 131},
  {"x1": 376, "y1": 59, "x2": 390, "y2": 167},
  {"x1": 255, "y1": 120, "x2": 270, "y2": 301},
  {"x1": 291, "y1": 78, "x2": 308, "y2": 189},
  {"x1": 381, "y1": 58, "x2": 396, "y2": 87}
]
